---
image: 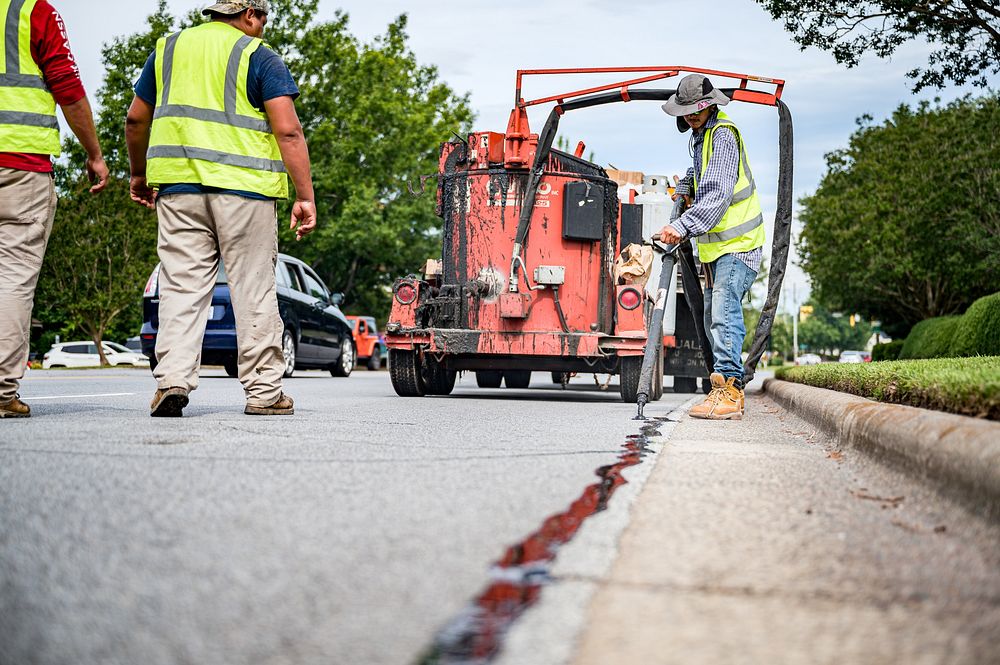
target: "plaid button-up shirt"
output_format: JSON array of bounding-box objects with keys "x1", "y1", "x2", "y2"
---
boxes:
[{"x1": 668, "y1": 110, "x2": 763, "y2": 272}]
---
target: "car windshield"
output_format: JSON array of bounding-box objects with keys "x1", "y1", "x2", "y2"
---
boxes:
[{"x1": 104, "y1": 342, "x2": 130, "y2": 353}]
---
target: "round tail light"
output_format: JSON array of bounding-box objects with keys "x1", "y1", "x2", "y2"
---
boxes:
[
  {"x1": 395, "y1": 282, "x2": 417, "y2": 305},
  {"x1": 618, "y1": 287, "x2": 642, "y2": 311}
]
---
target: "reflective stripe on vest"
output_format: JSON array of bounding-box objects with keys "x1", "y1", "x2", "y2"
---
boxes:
[
  {"x1": 0, "y1": 0, "x2": 61, "y2": 156},
  {"x1": 692, "y1": 110, "x2": 765, "y2": 264},
  {"x1": 147, "y1": 22, "x2": 288, "y2": 199}
]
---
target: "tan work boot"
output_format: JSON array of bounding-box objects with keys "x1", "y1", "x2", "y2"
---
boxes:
[
  {"x1": 0, "y1": 395, "x2": 31, "y2": 419},
  {"x1": 245, "y1": 393, "x2": 294, "y2": 416},
  {"x1": 689, "y1": 373, "x2": 743, "y2": 420},
  {"x1": 150, "y1": 387, "x2": 190, "y2": 418}
]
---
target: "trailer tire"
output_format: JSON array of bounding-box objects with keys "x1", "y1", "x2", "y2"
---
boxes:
[
  {"x1": 619, "y1": 356, "x2": 642, "y2": 403},
  {"x1": 673, "y1": 376, "x2": 698, "y2": 393},
  {"x1": 504, "y1": 370, "x2": 532, "y2": 389},
  {"x1": 389, "y1": 349, "x2": 425, "y2": 397},
  {"x1": 476, "y1": 371, "x2": 503, "y2": 389},
  {"x1": 551, "y1": 372, "x2": 570, "y2": 385},
  {"x1": 423, "y1": 356, "x2": 457, "y2": 396}
]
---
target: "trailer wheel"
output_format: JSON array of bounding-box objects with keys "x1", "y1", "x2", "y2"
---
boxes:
[
  {"x1": 389, "y1": 349, "x2": 425, "y2": 397},
  {"x1": 619, "y1": 357, "x2": 642, "y2": 403},
  {"x1": 423, "y1": 356, "x2": 456, "y2": 396},
  {"x1": 504, "y1": 370, "x2": 532, "y2": 389},
  {"x1": 673, "y1": 376, "x2": 698, "y2": 393},
  {"x1": 476, "y1": 371, "x2": 503, "y2": 389},
  {"x1": 551, "y1": 372, "x2": 570, "y2": 385}
]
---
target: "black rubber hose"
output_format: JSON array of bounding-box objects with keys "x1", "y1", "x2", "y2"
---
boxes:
[
  {"x1": 742, "y1": 99, "x2": 794, "y2": 384},
  {"x1": 553, "y1": 286, "x2": 571, "y2": 333},
  {"x1": 677, "y1": 239, "x2": 715, "y2": 376}
]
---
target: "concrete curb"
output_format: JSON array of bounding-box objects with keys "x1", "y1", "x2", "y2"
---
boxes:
[{"x1": 763, "y1": 378, "x2": 1000, "y2": 519}]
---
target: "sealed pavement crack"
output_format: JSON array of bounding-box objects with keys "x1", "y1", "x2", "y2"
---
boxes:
[{"x1": 414, "y1": 420, "x2": 665, "y2": 664}]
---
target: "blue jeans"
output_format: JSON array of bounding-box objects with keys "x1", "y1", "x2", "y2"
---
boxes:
[{"x1": 703, "y1": 254, "x2": 757, "y2": 383}]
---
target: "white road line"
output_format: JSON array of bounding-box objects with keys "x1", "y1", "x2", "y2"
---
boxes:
[{"x1": 26, "y1": 393, "x2": 136, "y2": 401}]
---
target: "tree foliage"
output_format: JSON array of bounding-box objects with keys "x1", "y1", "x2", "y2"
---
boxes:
[
  {"x1": 756, "y1": 0, "x2": 1000, "y2": 91},
  {"x1": 797, "y1": 95, "x2": 1000, "y2": 338},
  {"x1": 265, "y1": 6, "x2": 474, "y2": 318},
  {"x1": 797, "y1": 301, "x2": 873, "y2": 355}
]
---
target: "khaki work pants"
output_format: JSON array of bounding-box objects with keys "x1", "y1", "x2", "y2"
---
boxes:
[
  {"x1": 0, "y1": 168, "x2": 56, "y2": 403},
  {"x1": 154, "y1": 193, "x2": 284, "y2": 407}
]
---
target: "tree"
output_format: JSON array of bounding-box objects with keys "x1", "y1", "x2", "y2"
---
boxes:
[
  {"x1": 796, "y1": 95, "x2": 1000, "y2": 338},
  {"x1": 756, "y1": 0, "x2": 1000, "y2": 91},
  {"x1": 35, "y1": 2, "x2": 170, "y2": 365},
  {"x1": 267, "y1": 9, "x2": 474, "y2": 320},
  {"x1": 797, "y1": 301, "x2": 873, "y2": 355}
]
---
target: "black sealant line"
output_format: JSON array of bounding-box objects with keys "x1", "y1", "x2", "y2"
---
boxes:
[{"x1": 415, "y1": 418, "x2": 669, "y2": 665}]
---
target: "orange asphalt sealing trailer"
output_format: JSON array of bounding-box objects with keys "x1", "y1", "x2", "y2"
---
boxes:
[{"x1": 385, "y1": 67, "x2": 793, "y2": 402}]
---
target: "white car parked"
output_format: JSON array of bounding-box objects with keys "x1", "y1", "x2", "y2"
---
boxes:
[
  {"x1": 42, "y1": 341, "x2": 151, "y2": 369},
  {"x1": 795, "y1": 353, "x2": 822, "y2": 366}
]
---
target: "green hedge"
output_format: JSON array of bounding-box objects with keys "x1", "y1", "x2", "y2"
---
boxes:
[
  {"x1": 872, "y1": 340, "x2": 905, "y2": 362},
  {"x1": 899, "y1": 316, "x2": 962, "y2": 359},
  {"x1": 953, "y1": 293, "x2": 1000, "y2": 358},
  {"x1": 900, "y1": 293, "x2": 1000, "y2": 360}
]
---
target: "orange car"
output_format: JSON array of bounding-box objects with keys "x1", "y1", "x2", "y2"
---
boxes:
[{"x1": 347, "y1": 316, "x2": 384, "y2": 371}]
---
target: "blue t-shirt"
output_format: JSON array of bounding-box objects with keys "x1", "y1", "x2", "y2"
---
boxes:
[{"x1": 134, "y1": 41, "x2": 300, "y2": 201}]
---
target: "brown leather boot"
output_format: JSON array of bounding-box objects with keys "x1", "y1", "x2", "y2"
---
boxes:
[
  {"x1": 689, "y1": 373, "x2": 743, "y2": 420},
  {"x1": 150, "y1": 387, "x2": 190, "y2": 418},
  {"x1": 0, "y1": 395, "x2": 31, "y2": 418},
  {"x1": 245, "y1": 393, "x2": 294, "y2": 416}
]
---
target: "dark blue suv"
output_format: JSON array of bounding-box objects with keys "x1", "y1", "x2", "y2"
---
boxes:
[{"x1": 141, "y1": 253, "x2": 356, "y2": 378}]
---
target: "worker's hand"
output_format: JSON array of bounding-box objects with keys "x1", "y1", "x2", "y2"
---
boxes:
[
  {"x1": 129, "y1": 175, "x2": 157, "y2": 209},
  {"x1": 654, "y1": 225, "x2": 684, "y2": 245},
  {"x1": 86, "y1": 156, "x2": 110, "y2": 194},
  {"x1": 290, "y1": 199, "x2": 317, "y2": 241},
  {"x1": 671, "y1": 174, "x2": 692, "y2": 206}
]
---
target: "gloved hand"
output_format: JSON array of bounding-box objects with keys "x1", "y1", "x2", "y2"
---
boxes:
[{"x1": 672, "y1": 171, "x2": 694, "y2": 206}]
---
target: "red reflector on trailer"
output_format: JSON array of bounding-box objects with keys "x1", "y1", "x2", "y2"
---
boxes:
[
  {"x1": 395, "y1": 283, "x2": 417, "y2": 305},
  {"x1": 618, "y1": 288, "x2": 641, "y2": 311}
]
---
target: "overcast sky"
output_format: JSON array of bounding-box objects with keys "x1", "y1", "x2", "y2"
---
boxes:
[{"x1": 54, "y1": 0, "x2": 998, "y2": 312}]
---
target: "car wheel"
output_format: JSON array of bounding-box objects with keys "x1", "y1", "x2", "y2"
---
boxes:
[
  {"x1": 331, "y1": 337, "x2": 355, "y2": 377},
  {"x1": 224, "y1": 359, "x2": 239, "y2": 378},
  {"x1": 367, "y1": 347, "x2": 381, "y2": 371},
  {"x1": 282, "y1": 329, "x2": 296, "y2": 379}
]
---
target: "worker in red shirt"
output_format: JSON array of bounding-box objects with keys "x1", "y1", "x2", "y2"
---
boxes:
[{"x1": 0, "y1": 0, "x2": 108, "y2": 419}]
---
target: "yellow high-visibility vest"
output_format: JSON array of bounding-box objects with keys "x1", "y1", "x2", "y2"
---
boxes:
[
  {"x1": 0, "y1": 0, "x2": 61, "y2": 156},
  {"x1": 147, "y1": 21, "x2": 288, "y2": 199},
  {"x1": 693, "y1": 110, "x2": 765, "y2": 264}
]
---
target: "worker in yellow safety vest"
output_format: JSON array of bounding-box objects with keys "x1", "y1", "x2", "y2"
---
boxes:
[
  {"x1": 0, "y1": 0, "x2": 108, "y2": 419},
  {"x1": 656, "y1": 74, "x2": 766, "y2": 421},
  {"x1": 125, "y1": 0, "x2": 317, "y2": 418}
]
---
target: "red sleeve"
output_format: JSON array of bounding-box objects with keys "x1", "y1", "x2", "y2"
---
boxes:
[{"x1": 30, "y1": 0, "x2": 86, "y2": 106}]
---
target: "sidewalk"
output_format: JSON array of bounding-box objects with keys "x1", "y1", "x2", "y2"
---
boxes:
[{"x1": 566, "y1": 385, "x2": 1000, "y2": 664}]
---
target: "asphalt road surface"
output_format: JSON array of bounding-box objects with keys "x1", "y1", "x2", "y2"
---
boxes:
[{"x1": 1, "y1": 368, "x2": 685, "y2": 665}]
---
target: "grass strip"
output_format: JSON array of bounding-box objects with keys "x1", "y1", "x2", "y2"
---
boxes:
[{"x1": 774, "y1": 356, "x2": 1000, "y2": 421}]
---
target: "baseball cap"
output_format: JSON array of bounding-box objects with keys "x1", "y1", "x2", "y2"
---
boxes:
[{"x1": 202, "y1": 0, "x2": 271, "y2": 16}]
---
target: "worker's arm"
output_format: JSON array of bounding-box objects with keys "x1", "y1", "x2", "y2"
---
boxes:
[
  {"x1": 655, "y1": 129, "x2": 738, "y2": 244},
  {"x1": 60, "y1": 97, "x2": 108, "y2": 193},
  {"x1": 31, "y1": 1, "x2": 107, "y2": 193},
  {"x1": 125, "y1": 95, "x2": 156, "y2": 209},
  {"x1": 264, "y1": 95, "x2": 316, "y2": 241}
]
